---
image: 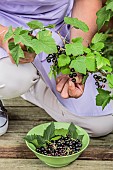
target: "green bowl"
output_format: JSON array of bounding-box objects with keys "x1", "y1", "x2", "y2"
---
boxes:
[{"x1": 25, "y1": 122, "x2": 90, "y2": 167}]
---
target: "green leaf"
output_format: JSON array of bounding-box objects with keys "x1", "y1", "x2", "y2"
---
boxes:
[
  {"x1": 92, "y1": 33, "x2": 108, "y2": 44},
  {"x1": 101, "y1": 66, "x2": 112, "y2": 73},
  {"x1": 106, "y1": 2, "x2": 113, "y2": 11},
  {"x1": 14, "y1": 27, "x2": 23, "y2": 35},
  {"x1": 85, "y1": 53, "x2": 96, "y2": 72},
  {"x1": 72, "y1": 37, "x2": 83, "y2": 43},
  {"x1": 83, "y1": 47, "x2": 91, "y2": 54},
  {"x1": 64, "y1": 17, "x2": 89, "y2": 32},
  {"x1": 96, "y1": 6, "x2": 112, "y2": 30},
  {"x1": 58, "y1": 54, "x2": 70, "y2": 67},
  {"x1": 8, "y1": 42, "x2": 24, "y2": 65},
  {"x1": 27, "y1": 20, "x2": 44, "y2": 29},
  {"x1": 96, "y1": 88, "x2": 111, "y2": 110},
  {"x1": 36, "y1": 135, "x2": 46, "y2": 147},
  {"x1": 107, "y1": 74, "x2": 113, "y2": 88},
  {"x1": 65, "y1": 43, "x2": 83, "y2": 56},
  {"x1": 51, "y1": 136, "x2": 61, "y2": 141},
  {"x1": 82, "y1": 74, "x2": 89, "y2": 84},
  {"x1": 55, "y1": 128, "x2": 68, "y2": 137},
  {"x1": 24, "y1": 134, "x2": 39, "y2": 148},
  {"x1": 77, "y1": 135, "x2": 84, "y2": 141},
  {"x1": 44, "y1": 24, "x2": 55, "y2": 29},
  {"x1": 95, "y1": 54, "x2": 110, "y2": 69},
  {"x1": 70, "y1": 56, "x2": 86, "y2": 74},
  {"x1": 68, "y1": 123, "x2": 78, "y2": 139},
  {"x1": 91, "y1": 42, "x2": 104, "y2": 51},
  {"x1": 4, "y1": 26, "x2": 14, "y2": 41},
  {"x1": 43, "y1": 122, "x2": 55, "y2": 141},
  {"x1": 32, "y1": 30, "x2": 57, "y2": 54},
  {"x1": 61, "y1": 67, "x2": 70, "y2": 74}
]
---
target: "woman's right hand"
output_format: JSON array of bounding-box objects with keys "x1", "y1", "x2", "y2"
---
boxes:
[{"x1": 0, "y1": 25, "x2": 36, "y2": 64}]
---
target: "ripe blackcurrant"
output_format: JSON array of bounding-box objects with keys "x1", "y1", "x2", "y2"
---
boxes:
[{"x1": 70, "y1": 68, "x2": 75, "y2": 72}]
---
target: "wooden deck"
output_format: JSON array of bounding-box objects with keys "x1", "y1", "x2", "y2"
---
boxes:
[{"x1": 0, "y1": 97, "x2": 113, "y2": 170}]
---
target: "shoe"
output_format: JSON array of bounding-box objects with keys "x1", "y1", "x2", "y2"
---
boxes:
[{"x1": 0, "y1": 100, "x2": 8, "y2": 136}]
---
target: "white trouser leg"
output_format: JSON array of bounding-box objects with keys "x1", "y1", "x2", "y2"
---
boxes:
[{"x1": 0, "y1": 57, "x2": 39, "y2": 99}]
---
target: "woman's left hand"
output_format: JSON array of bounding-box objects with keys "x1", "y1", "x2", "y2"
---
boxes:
[{"x1": 56, "y1": 74, "x2": 84, "y2": 99}]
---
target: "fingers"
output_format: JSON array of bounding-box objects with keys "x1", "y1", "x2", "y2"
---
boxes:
[
  {"x1": 19, "y1": 51, "x2": 36, "y2": 63},
  {"x1": 56, "y1": 75, "x2": 68, "y2": 84},
  {"x1": 56, "y1": 76, "x2": 69, "y2": 92},
  {"x1": 60, "y1": 81, "x2": 69, "y2": 98},
  {"x1": 68, "y1": 80, "x2": 84, "y2": 98}
]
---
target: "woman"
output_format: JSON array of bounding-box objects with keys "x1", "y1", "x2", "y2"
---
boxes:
[{"x1": 0, "y1": 0, "x2": 113, "y2": 137}]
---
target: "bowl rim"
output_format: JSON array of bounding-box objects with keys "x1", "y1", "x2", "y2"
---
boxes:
[{"x1": 25, "y1": 122, "x2": 90, "y2": 158}]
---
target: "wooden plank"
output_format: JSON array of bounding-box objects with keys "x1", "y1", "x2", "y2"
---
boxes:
[
  {"x1": 3, "y1": 97, "x2": 34, "y2": 106},
  {"x1": 0, "y1": 159, "x2": 113, "y2": 170},
  {"x1": 6, "y1": 107, "x2": 53, "y2": 121}
]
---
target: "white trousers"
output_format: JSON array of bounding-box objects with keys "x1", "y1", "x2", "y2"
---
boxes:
[{"x1": 0, "y1": 57, "x2": 113, "y2": 137}]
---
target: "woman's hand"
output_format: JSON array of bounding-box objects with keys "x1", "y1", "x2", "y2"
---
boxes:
[
  {"x1": 3, "y1": 38, "x2": 36, "y2": 64},
  {"x1": 56, "y1": 74, "x2": 84, "y2": 99},
  {"x1": 0, "y1": 26, "x2": 36, "y2": 64}
]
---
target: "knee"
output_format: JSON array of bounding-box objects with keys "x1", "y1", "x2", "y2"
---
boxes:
[
  {"x1": 0, "y1": 57, "x2": 39, "y2": 99},
  {"x1": 87, "y1": 120, "x2": 113, "y2": 137}
]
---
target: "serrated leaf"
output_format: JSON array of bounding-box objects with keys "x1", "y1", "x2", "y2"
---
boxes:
[
  {"x1": 24, "y1": 134, "x2": 38, "y2": 148},
  {"x1": 61, "y1": 67, "x2": 70, "y2": 74},
  {"x1": 95, "y1": 53, "x2": 110, "y2": 69},
  {"x1": 36, "y1": 135, "x2": 46, "y2": 147},
  {"x1": 83, "y1": 47, "x2": 91, "y2": 54},
  {"x1": 68, "y1": 123, "x2": 78, "y2": 139},
  {"x1": 101, "y1": 66, "x2": 112, "y2": 73},
  {"x1": 8, "y1": 42, "x2": 24, "y2": 65},
  {"x1": 106, "y1": 1, "x2": 113, "y2": 11},
  {"x1": 92, "y1": 33, "x2": 108, "y2": 44},
  {"x1": 96, "y1": 6, "x2": 112, "y2": 30},
  {"x1": 14, "y1": 27, "x2": 23, "y2": 35},
  {"x1": 70, "y1": 56, "x2": 86, "y2": 74},
  {"x1": 72, "y1": 37, "x2": 83, "y2": 43},
  {"x1": 107, "y1": 74, "x2": 113, "y2": 88},
  {"x1": 55, "y1": 128, "x2": 68, "y2": 137},
  {"x1": 14, "y1": 32, "x2": 33, "y2": 47},
  {"x1": 65, "y1": 43, "x2": 83, "y2": 56},
  {"x1": 27, "y1": 20, "x2": 44, "y2": 29},
  {"x1": 64, "y1": 17, "x2": 89, "y2": 32},
  {"x1": 91, "y1": 42, "x2": 104, "y2": 51},
  {"x1": 43, "y1": 122, "x2": 55, "y2": 141},
  {"x1": 32, "y1": 30, "x2": 57, "y2": 54},
  {"x1": 4, "y1": 26, "x2": 14, "y2": 41},
  {"x1": 96, "y1": 88, "x2": 111, "y2": 110},
  {"x1": 85, "y1": 53, "x2": 96, "y2": 72},
  {"x1": 58, "y1": 54, "x2": 70, "y2": 67}
]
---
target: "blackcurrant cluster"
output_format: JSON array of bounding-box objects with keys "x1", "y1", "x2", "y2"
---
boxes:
[
  {"x1": 36, "y1": 135, "x2": 82, "y2": 156},
  {"x1": 93, "y1": 74, "x2": 107, "y2": 88},
  {"x1": 46, "y1": 45, "x2": 65, "y2": 65},
  {"x1": 69, "y1": 68, "x2": 77, "y2": 83}
]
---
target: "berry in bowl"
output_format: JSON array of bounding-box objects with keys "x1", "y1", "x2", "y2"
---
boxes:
[{"x1": 24, "y1": 122, "x2": 90, "y2": 167}]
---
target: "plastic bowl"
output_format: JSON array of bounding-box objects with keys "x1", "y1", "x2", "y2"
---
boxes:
[{"x1": 25, "y1": 122, "x2": 90, "y2": 167}]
